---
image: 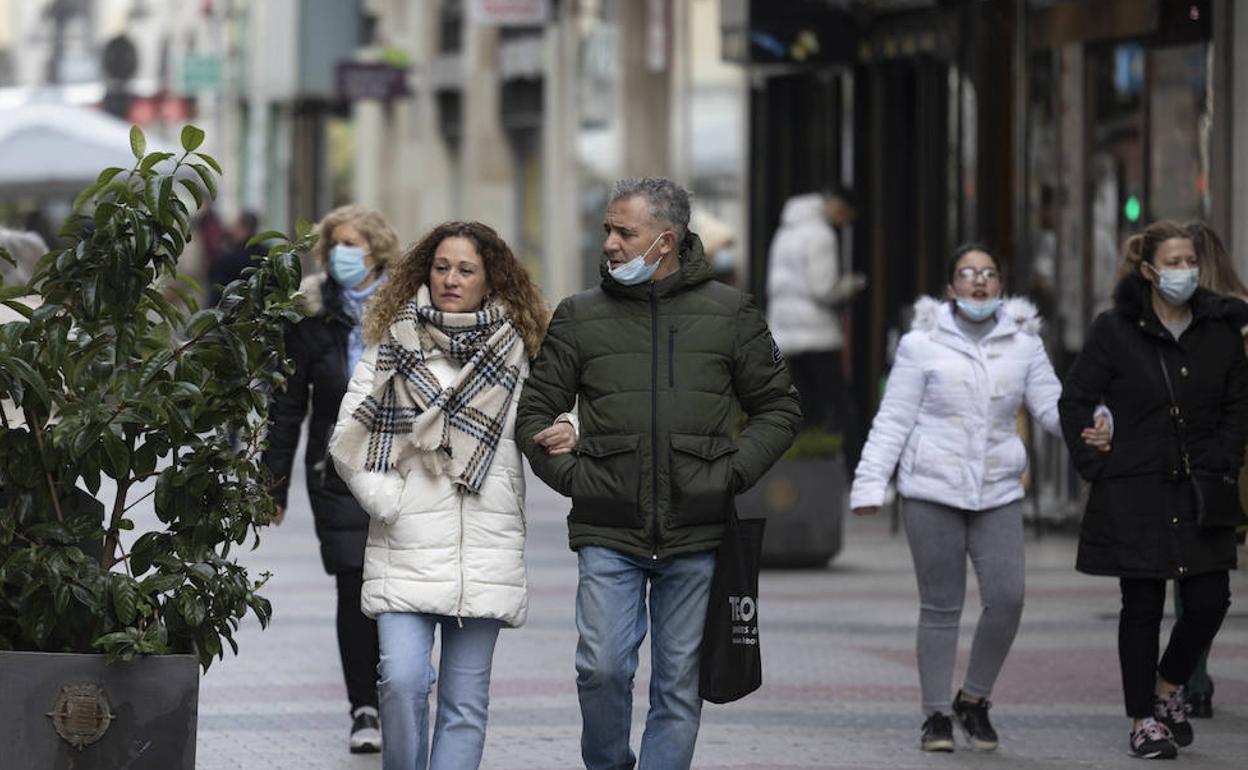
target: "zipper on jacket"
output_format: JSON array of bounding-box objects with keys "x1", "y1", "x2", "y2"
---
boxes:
[
  {"x1": 456, "y1": 490, "x2": 466, "y2": 626},
  {"x1": 650, "y1": 286, "x2": 661, "y2": 560},
  {"x1": 668, "y1": 325, "x2": 677, "y2": 388}
]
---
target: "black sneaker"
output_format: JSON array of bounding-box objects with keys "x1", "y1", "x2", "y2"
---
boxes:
[
  {"x1": 1184, "y1": 680, "x2": 1213, "y2": 719},
  {"x1": 350, "y1": 706, "x2": 382, "y2": 754},
  {"x1": 951, "y1": 691, "x2": 999, "y2": 751},
  {"x1": 921, "y1": 712, "x2": 955, "y2": 752},
  {"x1": 1128, "y1": 717, "x2": 1177, "y2": 759},
  {"x1": 1153, "y1": 688, "x2": 1193, "y2": 747}
]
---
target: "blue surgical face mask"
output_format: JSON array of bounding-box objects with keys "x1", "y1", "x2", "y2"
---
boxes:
[
  {"x1": 955, "y1": 297, "x2": 1002, "y2": 323},
  {"x1": 607, "y1": 233, "x2": 666, "y2": 286},
  {"x1": 1149, "y1": 264, "x2": 1199, "y2": 305},
  {"x1": 329, "y1": 244, "x2": 370, "y2": 288}
]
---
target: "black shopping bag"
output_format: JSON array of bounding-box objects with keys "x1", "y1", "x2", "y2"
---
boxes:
[{"x1": 699, "y1": 514, "x2": 766, "y2": 704}]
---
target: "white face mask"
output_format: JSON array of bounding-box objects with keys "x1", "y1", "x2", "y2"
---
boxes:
[
  {"x1": 329, "y1": 244, "x2": 370, "y2": 288},
  {"x1": 1148, "y1": 263, "x2": 1199, "y2": 305},
  {"x1": 956, "y1": 297, "x2": 1002, "y2": 322},
  {"x1": 607, "y1": 233, "x2": 666, "y2": 286}
]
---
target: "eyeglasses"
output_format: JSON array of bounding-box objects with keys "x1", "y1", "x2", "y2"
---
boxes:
[{"x1": 954, "y1": 267, "x2": 1000, "y2": 283}]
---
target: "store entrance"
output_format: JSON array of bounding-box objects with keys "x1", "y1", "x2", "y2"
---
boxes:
[
  {"x1": 744, "y1": 70, "x2": 845, "y2": 298},
  {"x1": 853, "y1": 56, "x2": 951, "y2": 415}
]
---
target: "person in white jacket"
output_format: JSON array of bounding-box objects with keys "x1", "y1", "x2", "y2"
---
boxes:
[
  {"x1": 850, "y1": 244, "x2": 1109, "y2": 753},
  {"x1": 329, "y1": 221, "x2": 574, "y2": 770},
  {"x1": 766, "y1": 188, "x2": 866, "y2": 470}
]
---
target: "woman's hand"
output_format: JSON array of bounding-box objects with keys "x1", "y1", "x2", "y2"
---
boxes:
[
  {"x1": 533, "y1": 419, "x2": 577, "y2": 455},
  {"x1": 1081, "y1": 415, "x2": 1112, "y2": 453},
  {"x1": 852, "y1": 506, "x2": 880, "y2": 516}
]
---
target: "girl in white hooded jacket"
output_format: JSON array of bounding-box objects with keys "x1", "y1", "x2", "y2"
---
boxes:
[
  {"x1": 330, "y1": 222, "x2": 575, "y2": 770},
  {"x1": 850, "y1": 244, "x2": 1109, "y2": 753}
]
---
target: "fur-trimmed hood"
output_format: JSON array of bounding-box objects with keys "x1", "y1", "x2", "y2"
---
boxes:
[
  {"x1": 911, "y1": 295, "x2": 1043, "y2": 336},
  {"x1": 778, "y1": 193, "x2": 826, "y2": 227},
  {"x1": 296, "y1": 271, "x2": 360, "y2": 326}
]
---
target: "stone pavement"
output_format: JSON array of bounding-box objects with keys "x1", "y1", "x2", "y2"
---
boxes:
[{"x1": 195, "y1": 463, "x2": 1248, "y2": 769}]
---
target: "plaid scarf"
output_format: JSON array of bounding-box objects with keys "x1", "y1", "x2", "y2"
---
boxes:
[{"x1": 331, "y1": 285, "x2": 525, "y2": 493}]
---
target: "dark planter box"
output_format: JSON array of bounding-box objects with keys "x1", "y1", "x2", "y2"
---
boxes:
[
  {"x1": 737, "y1": 456, "x2": 845, "y2": 568},
  {"x1": 0, "y1": 651, "x2": 199, "y2": 769}
]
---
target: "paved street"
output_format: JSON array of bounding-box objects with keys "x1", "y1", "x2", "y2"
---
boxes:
[{"x1": 195, "y1": 461, "x2": 1248, "y2": 769}]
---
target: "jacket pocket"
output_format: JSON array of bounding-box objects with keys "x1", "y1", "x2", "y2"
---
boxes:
[
  {"x1": 984, "y1": 437, "x2": 1028, "y2": 484},
  {"x1": 912, "y1": 433, "x2": 964, "y2": 487},
  {"x1": 669, "y1": 433, "x2": 737, "y2": 528},
  {"x1": 570, "y1": 434, "x2": 643, "y2": 529}
]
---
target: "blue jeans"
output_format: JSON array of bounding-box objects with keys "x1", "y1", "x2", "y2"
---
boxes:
[
  {"x1": 377, "y1": 613, "x2": 502, "y2": 770},
  {"x1": 575, "y1": 546, "x2": 716, "y2": 770}
]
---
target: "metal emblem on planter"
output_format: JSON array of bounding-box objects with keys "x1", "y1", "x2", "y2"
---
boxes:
[{"x1": 46, "y1": 683, "x2": 113, "y2": 749}]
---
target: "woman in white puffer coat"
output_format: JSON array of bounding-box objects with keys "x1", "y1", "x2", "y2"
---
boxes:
[
  {"x1": 329, "y1": 221, "x2": 575, "y2": 770},
  {"x1": 850, "y1": 244, "x2": 1109, "y2": 754}
]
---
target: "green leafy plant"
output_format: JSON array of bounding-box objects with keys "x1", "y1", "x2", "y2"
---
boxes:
[{"x1": 0, "y1": 125, "x2": 312, "y2": 670}]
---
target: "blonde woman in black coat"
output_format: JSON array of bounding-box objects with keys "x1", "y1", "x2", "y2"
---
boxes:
[
  {"x1": 1059, "y1": 220, "x2": 1248, "y2": 759},
  {"x1": 263, "y1": 204, "x2": 401, "y2": 753}
]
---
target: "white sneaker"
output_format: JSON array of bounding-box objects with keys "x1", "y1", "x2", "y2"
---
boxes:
[{"x1": 350, "y1": 706, "x2": 382, "y2": 754}]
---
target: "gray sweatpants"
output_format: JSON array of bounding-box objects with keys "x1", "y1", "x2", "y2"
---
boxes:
[{"x1": 901, "y1": 497, "x2": 1026, "y2": 716}]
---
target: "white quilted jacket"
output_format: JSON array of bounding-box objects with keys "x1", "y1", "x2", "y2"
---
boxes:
[
  {"x1": 850, "y1": 297, "x2": 1062, "y2": 512},
  {"x1": 331, "y1": 345, "x2": 529, "y2": 627},
  {"x1": 766, "y1": 193, "x2": 854, "y2": 354}
]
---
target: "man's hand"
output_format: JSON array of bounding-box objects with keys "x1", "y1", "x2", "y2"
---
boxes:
[
  {"x1": 533, "y1": 420, "x2": 577, "y2": 455},
  {"x1": 272, "y1": 505, "x2": 286, "y2": 526},
  {"x1": 1081, "y1": 415, "x2": 1112, "y2": 453},
  {"x1": 852, "y1": 506, "x2": 880, "y2": 516}
]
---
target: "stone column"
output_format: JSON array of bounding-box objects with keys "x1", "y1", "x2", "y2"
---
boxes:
[
  {"x1": 541, "y1": 2, "x2": 581, "y2": 299},
  {"x1": 461, "y1": 24, "x2": 515, "y2": 240},
  {"x1": 615, "y1": 0, "x2": 671, "y2": 178}
]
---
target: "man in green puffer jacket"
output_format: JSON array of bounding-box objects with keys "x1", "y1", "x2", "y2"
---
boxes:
[{"x1": 517, "y1": 177, "x2": 801, "y2": 770}]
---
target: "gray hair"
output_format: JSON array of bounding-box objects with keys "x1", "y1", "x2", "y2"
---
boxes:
[
  {"x1": 609, "y1": 177, "x2": 692, "y2": 242},
  {"x1": 0, "y1": 227, "x2": 48, "y2": 285}
]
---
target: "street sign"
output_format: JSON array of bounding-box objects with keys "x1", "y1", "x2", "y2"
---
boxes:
[
  {"x1": 181, "y1": 53, "x2": 223, "y2": 94},
  {"x1": 468, "y1": 0, "x2": 549, "y2": 26},
  {"x1": 720, "y1": 0, "x2": 858, "y2": 66},
  {"x1": 335, "y1": 62, "x2": 411, "y2": 101}
]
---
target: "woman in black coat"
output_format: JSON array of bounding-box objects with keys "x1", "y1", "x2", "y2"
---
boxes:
[
  {"x1": 1059, "y1": 219, "x2": 1248, "y2": 760},
  {"x1": 262, "y1": 204, "x2": 400, "y2": 754}
]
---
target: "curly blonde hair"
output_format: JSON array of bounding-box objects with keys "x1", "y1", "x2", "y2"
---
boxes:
[
  {"x1": 363, "y1": 221, "x2": 550, "y2": 357},
  {"x1": 312, "y1": 204, "x2": 401, "y2": 269}
]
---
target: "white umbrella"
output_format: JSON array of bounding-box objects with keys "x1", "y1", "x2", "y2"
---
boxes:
[{"x1": 0, "y1": 102, "x2": 172, "y2": 199}]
